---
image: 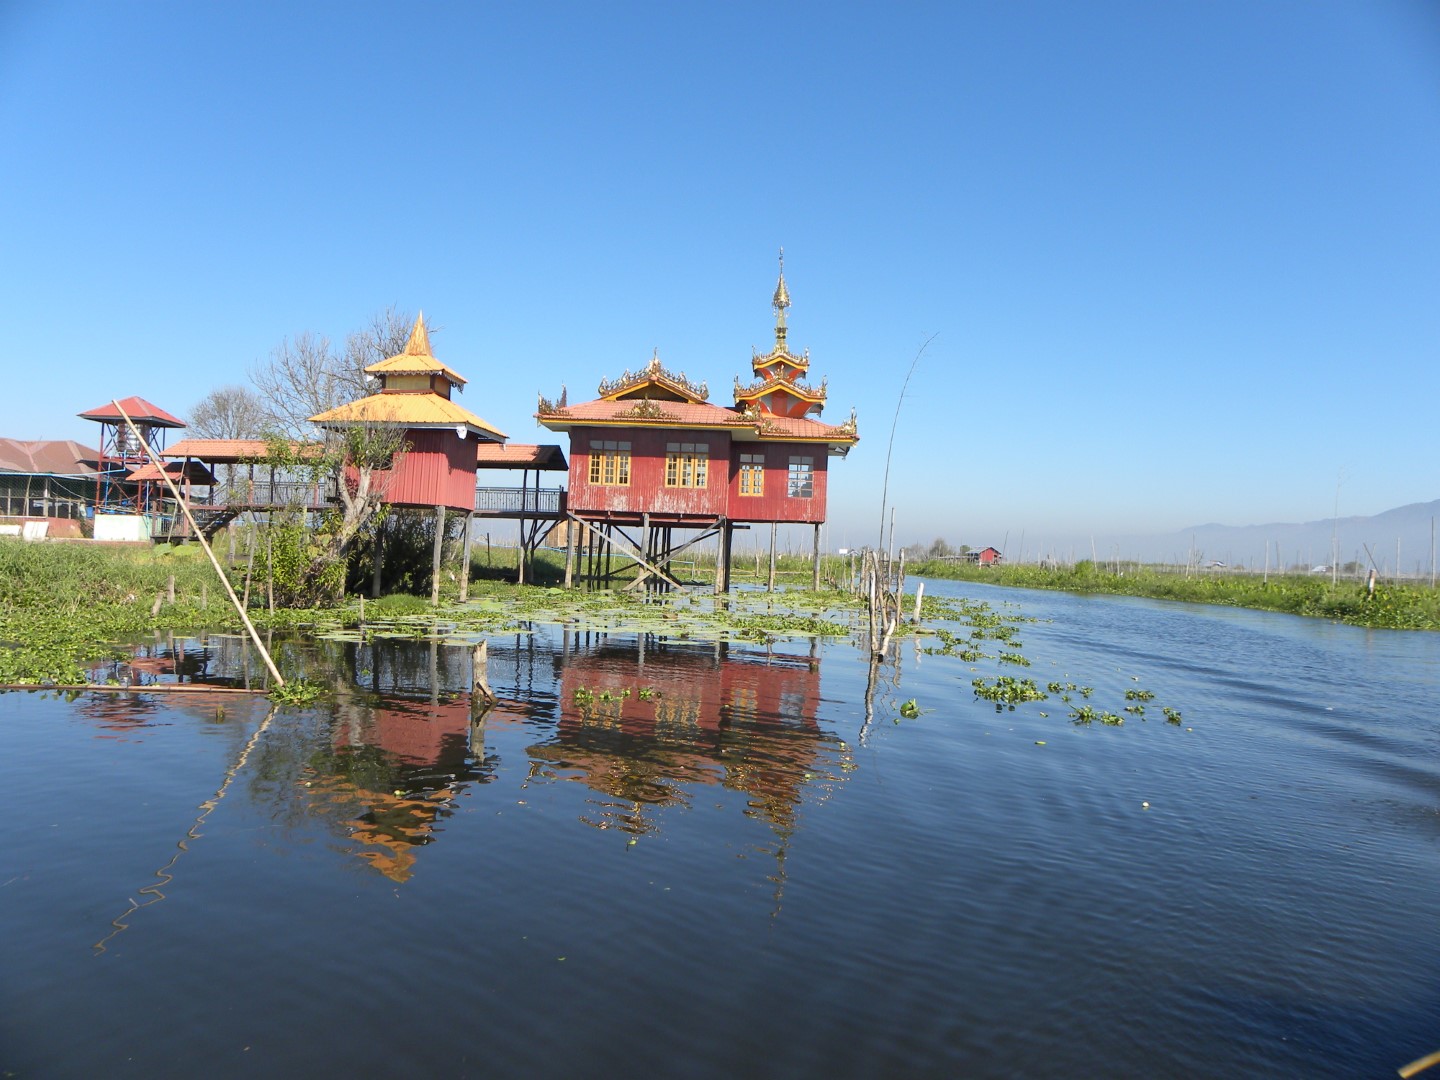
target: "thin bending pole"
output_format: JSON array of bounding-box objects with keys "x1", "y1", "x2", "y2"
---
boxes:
[{"x1": 111, "y1": 400, "x2": 285, "y2": 688}]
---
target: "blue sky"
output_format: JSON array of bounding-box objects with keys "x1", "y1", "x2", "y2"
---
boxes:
[{"x1": 2, "y1": 1, "x2": 1436, "y2": 551}]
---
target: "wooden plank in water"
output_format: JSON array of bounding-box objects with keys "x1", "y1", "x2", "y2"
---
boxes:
[{"x1": 0, "y1": 683, "x2": 267, "y2": 695}]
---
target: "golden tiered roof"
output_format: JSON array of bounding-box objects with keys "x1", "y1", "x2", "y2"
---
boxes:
[
  {"x1": 309, "y1": 313, "x2": 506, "y2": 440},
  {"x1": 734, "y1": 253, "x2": 828, "y2": 418},
  {"x1": 363, "y1": 314, "x2": 468, "y2": 390}
]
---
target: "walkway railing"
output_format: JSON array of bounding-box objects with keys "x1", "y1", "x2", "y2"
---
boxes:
[
  {"x1": 213, "y1": 480, "x2": 336, "y2": 509},
  {"x1": 475, "y1": 486, "x2": 566, "y2": 515}
]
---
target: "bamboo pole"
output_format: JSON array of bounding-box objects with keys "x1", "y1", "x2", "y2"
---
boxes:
[{"x1": 110, "y1": 400, "x2": 285, "y2": 688}]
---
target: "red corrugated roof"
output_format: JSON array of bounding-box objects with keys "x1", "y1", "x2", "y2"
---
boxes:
[
  {"x1": 542, "y1": 398, "x2": 750, "y2": 427},
  {"x1": 77, "y1": 397, "x2": 186, "y2": 428},
  {"x1": 539, "y1": 397, "x2": 857, "y2": 447},
  {"x1": 163, "y1": 438, "x2": 321, "y2": 462},
  {"x1": 475, "y1": 444, "x2": 568, "y2": 471},
  {"x1": 127, "y1": 460, "x2": 217, "y2": 484},
  {"x1": 0, "y1": 438, "x2": 100, "y2": 476}
]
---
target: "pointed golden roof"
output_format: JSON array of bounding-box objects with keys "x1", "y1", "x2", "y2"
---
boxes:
[
  {"x1": 403, "y1": 312, "x2": 430, "y2": 356},
  {"x1": 772, "y1": 250, "x2": 791, "y2": 313},
  {"x1": 364, "y1": 313, "x2": 467, "y2": 388},
  {"x1": 771, "y1": 249, "x2": 791, "y2": 351}
]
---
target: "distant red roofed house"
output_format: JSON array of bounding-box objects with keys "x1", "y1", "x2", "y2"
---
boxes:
[
  {"x1": 0, "y1": 438, "x2": 100, "y2": 520},
  {"x1": 966, "y1": 546, "x2": 1003, "y2": 565}
]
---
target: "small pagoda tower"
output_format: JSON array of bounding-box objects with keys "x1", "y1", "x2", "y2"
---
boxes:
[
  {"x1": 733, "y1": 252, "x2": 828, "y2": 421},
  {"x1": 309, "y1": 314, "x2": 506, "y2": 511}
]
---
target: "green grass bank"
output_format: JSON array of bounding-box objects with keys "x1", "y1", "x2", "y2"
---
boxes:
[{"x1": 906, "y1": 558, "x2": 1440, "y2": 631}]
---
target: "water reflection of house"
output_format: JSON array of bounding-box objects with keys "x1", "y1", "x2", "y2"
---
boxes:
[
  {"x1": 533, "y1": 634, "x2": 848, "y2": 841},
  {"x1": 300, "y1": 640, "x2": 535, "y2": 883}
]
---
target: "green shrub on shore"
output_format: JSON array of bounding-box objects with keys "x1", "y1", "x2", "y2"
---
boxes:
[{"x1": 0, "y1": 541, "x2": 223, "y2": 683}]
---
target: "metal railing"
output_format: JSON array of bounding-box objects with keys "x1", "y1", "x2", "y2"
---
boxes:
[
  {"x1": 213, "y1": 479, "x2": 336, "y2": 509},
  {"x1": 474, "y1": 486, "x2": 566, "y2": 515}
]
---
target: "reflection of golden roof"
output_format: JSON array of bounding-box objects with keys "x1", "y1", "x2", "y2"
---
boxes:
[
  {"x1": 303, "y1": 771, "x2": 446, "y2": 884},
  {"x1": 309, "y1": 391, "x2": 507, "y2": 440},
  {"x1": 364, "y1": 314, "x2": 468, "y2": 389}
]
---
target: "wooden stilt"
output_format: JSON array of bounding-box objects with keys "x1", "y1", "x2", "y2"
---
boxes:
[
  {"x1": 768, "y1": 522, "x2": 778, "y2": 592},
  {"x1": 459, "y1": 511, "x2": 474, "y2": 602},
  {"x1": 430, "y1": 505, "x2": 447, "y2": 605},
  {"x1": 812, "y1": 522, "x2": 822, "y2": 590},
  {"x1": 371, "y1": 516, "x2": 384, "y2": 598},
  {"x1": 564, "y1": 517, "x2": 577, "y2": 588}
]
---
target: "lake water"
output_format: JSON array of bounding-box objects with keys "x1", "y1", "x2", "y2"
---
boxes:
[{"x1": 3, "y1": 578, "x2": 1438, "y2": 1078}]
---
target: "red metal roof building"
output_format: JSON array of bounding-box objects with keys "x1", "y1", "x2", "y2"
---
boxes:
[
  {"x1": 537, "y1": 259, "x2": 857, "y2": 590},
  {"x1": 0, "y1": 438, "x2": 99, "y2": 520}
]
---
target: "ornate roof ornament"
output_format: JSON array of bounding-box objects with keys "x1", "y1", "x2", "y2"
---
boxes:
[
  {"x1": 772, "y1": 248, "x2": 790, "y2": 350},
  {"x1": 620, "y1": 399, "x2": 675, "y2": 420},
  {"x1": 365, "y1": 312, "x2": 467, "y2": 389},
  {"x1": 597, "y1": 351, "x2": 709, "y2": 403},
  {"x1": 537, "y1": 385, "x2": 569, "y2": 416}
]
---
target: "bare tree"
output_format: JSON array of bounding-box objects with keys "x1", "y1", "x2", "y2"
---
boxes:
[
  {"x1": 187, "y1": 385, "x2": 267, "y2": 440},
  {"x1": 245, "y1": 307, "x2": 417, "y2": 606},
  {"x1": 249, "y1": 306, "x2": 415, "y2": 439}
]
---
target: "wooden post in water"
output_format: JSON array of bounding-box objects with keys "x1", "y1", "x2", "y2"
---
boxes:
[
  {"x1": 471, "y1": 639, "x2": 496, "y2": 704},
  {"x1": 913, "y1": 581, "x2": 924, "y2": 623},
  {"x1": 430, "y1": 505, "x2": 447, "y2": 605},
  {"x1": 167, "y1": 575, "x2": 175, "y2": 605}
]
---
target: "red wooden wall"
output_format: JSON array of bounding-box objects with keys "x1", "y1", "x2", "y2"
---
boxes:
[
  {"x1": 724, "y1": 444, "x2": 829, "y2": 524},
  {"x1": 376, "y1": 428, "x2": 478, "y2": 511},
  {"x1": 567, "y1": 427, "x2": 732, "y2": 519},
  {"x1": 566, "y1": 425, "x2": 832, "y2": 524}
]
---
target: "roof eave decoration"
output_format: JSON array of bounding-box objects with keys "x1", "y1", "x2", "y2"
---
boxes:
[
  {"x1": 537, "y1": 386, "x2": 570, "y2": 417},
  {"x1": 734, "y1": 374, "x2": 828, "y2": 405},
  {"x1": 597, "y1": 351, "x2": 709, "y2": 404}
]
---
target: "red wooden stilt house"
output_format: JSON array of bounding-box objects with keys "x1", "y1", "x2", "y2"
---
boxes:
[{"x1": 538, "y1": 258, "x2": 858, "y2": 590}]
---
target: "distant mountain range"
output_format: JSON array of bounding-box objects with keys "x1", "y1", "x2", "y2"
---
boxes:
[{"x1": 1072, "y1": 499, "x2": 1440, "y2": 574}]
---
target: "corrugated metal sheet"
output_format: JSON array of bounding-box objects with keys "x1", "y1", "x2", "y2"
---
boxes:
[
  {"x1": 311, "y1": 392, "x2": 506, "y2": 440},
  {"x1": 380, "y1": 428, "x2": 479, "y2": 510},
  {"x1": 76, "y1": 397, "x2": 186, "y2": 427},
  {"x1": 0, "y1": 438, "x2": 100, "y2": 476}
]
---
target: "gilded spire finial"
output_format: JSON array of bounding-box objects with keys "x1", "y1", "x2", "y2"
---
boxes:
[
  {"x1": 772, "y1": 248, "x2": 790, "y2": 349},
  {"x1": 405, "y1": 312, "x2": 431, "y2": 356}
]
